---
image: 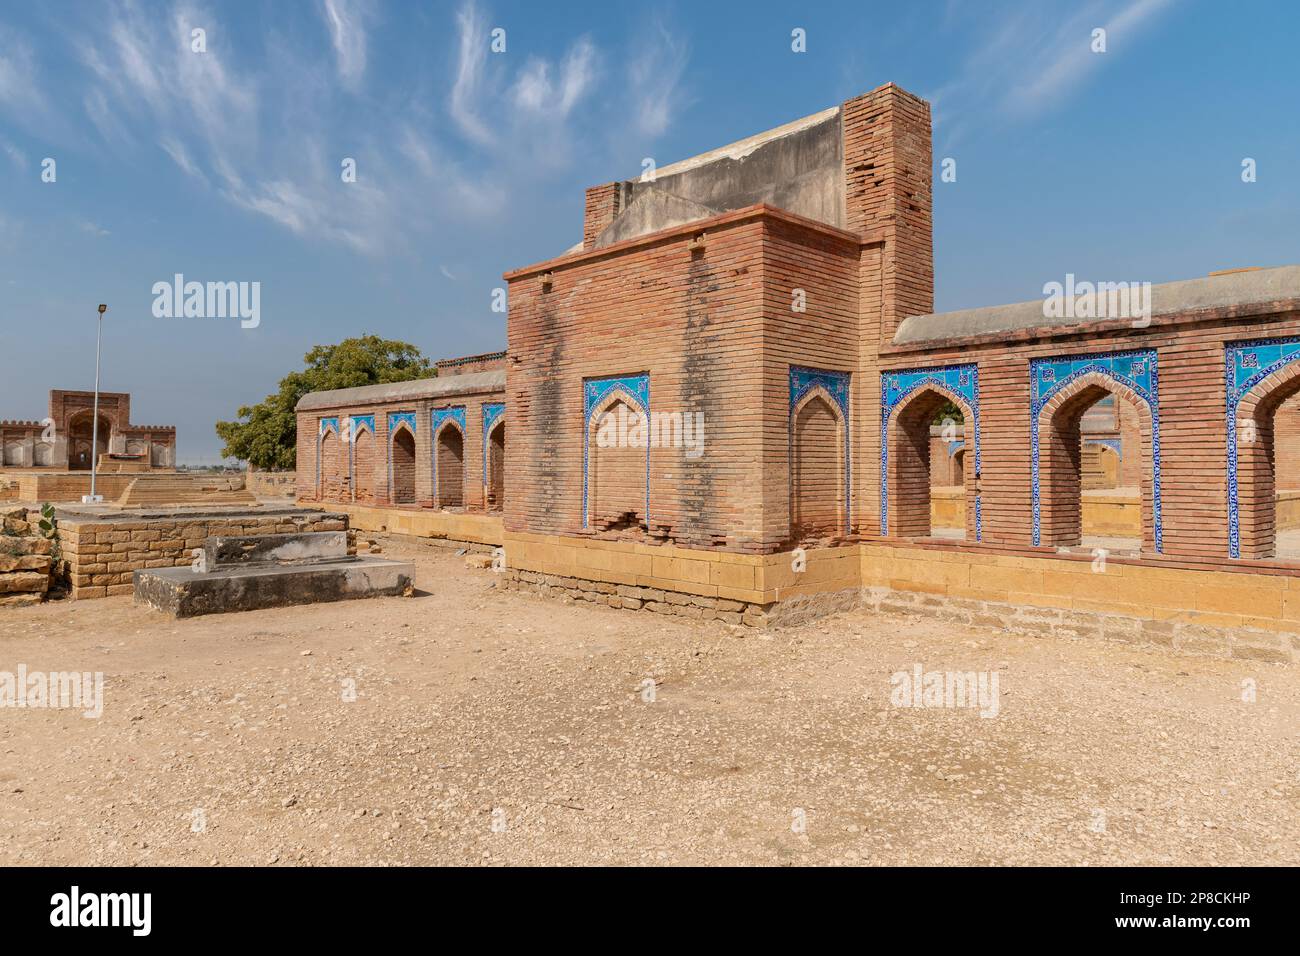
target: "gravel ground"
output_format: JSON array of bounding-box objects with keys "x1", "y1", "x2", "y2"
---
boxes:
[{"x1": 1, "y1": 533, "x2": 1296, "y2": 866}]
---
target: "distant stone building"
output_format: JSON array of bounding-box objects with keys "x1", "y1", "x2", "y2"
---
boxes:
[{"x1": 0, "y1": 390, "x2": 176, "y2": 472}]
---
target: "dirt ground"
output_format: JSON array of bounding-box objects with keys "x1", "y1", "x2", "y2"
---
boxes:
[{"x1": 1, "y1": 533, "x2": 1296, "y2": 866}]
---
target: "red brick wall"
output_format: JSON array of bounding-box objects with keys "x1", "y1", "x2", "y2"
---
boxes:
[
  {"x1": 587, "y1": 398, "x2": 647, "y2": 530},
  {"x1": 874, "y1": 308, "x2": 1300, "y2": 561},
  {"x1": 842, "y1": 84, "x2": 933, "y2": 344},
  {"x1": 390, "y1": 427, "x2": 417, "y2": 503},
  {"x1": 490, "y1": 81, "x2": 1300, "y2": 582},
  {"x1": 506, "y1": 213, "x2": 769, "y2": 550},
  {"x1": 435, "y1": 353, "x2": 507, "y2": 377},
  {"x1": 1272, "y1": 393, "x2": 1300, "y2": 488},
  {"x1": 761, "y1": 218, "x2": 861, "y2": 547},
  {"x1": 296, "y1": 386, "x2": 504, "y2": 511},
  {"x1": 434, "y1": 426, "x2": 464, "y2": 507},
  {"x1": 583, "y1": 183, "x2": 621, "y2": 250},
  {"x1": 486, "y1": 422, "x2": 505, "y2": 511},
  {"x1": 353, "y1": 428, "x2": 377, "y2": 503},
  {"x1": 791, "y1": 394, "x2": 844, "y2": 540}
]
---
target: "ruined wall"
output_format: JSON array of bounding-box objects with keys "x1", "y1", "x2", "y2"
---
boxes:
[
  {"x1": 247, "y1": 469, "x2": 297, "y2": 498},
  {"x1": 0, "y1": 507, "x2": 54, "y2": 607}
]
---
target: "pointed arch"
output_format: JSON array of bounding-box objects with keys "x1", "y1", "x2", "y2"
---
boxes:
[
  {"x1": 388, "y1": 416, "x2": 417, "y2": 504},
  {"x1": 582, "y1": 374, "x2": 650, "y2": 530},
  {"x1": 881, "y1": 364, "x2": 980, "y2": 540},
  {"x1": 1031, "y1": 352, "x2": 1160, "y2": 553},
  {"x1": 884, "y1": 381, "x2": 977, "y2": 540},
  {"x1": 790, "y1": 385, "x2": 848, "y2": 542},
  {"x1": 434, "y1": 418, "x2": 465, "y2": 508},
  {"x1": 486, "y1": 418, "x2": 506, "y2": 512},
  {"x1": 1227, "y1": 336, "x2": 1300, "y2": 558}
]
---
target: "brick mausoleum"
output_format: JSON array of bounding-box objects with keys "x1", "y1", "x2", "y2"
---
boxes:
[
  {"x1": 1, "y1": 390, "x2": 175, "y2": 472},
  {"x1": 298, "y1": 83, "x2": 1300, "y2": 660}
]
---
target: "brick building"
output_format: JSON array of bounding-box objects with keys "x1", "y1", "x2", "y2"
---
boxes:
[
  {"x1": 296, "y1": 83, "x2": 1300, "y2": 655},
  {"x1": 295, "y1": 354, "x2": 507, "y2": 513},
  {"x1": 0, "y1": 389, "x2": 175, "y2": 472}
]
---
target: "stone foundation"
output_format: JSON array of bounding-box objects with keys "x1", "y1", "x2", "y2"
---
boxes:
[
  {"x1": 318, "y1": 502, "x2": 502, "y2": 548},
  {"x1": 500, "y1": 568, "x2": 770, "y2": 626},
  {"x1": 858, "y1": 586, "x2": 1295, "y2": 664},
  {"x1": 491, "y1": 532, "x2": 1300, "y2": 663},
  {"x1": 498, "y1": 566, "x2": 1295, "y2": 663}
]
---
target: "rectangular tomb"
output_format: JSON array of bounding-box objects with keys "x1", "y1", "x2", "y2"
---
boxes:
[{"x1": 133, "y1": 529, "x2": 414, "y2": 617}]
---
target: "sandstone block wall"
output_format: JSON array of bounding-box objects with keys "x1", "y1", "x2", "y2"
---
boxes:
[{"x1": 0, "y1": 507, "x2": 54, "y2": 607}]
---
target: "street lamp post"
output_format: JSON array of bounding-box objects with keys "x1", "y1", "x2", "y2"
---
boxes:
[{"x1": 82, "y1": 304, "x2": 108, "y2": 504}]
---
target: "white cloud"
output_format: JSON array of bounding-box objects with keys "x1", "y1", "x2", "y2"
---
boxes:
[
  {"x1": 511, "y1": 38, "x2": 597, "y2": 119},
  {"x1": 1004, "y1": 0, "x2": 1173, "y2": 115},
  {"x1": 930, "y1": 0, "x2": 1175, "y2": 148},
  {"x1": 627, "y1": 21, "x2": 689, "y2": 138},
  {"x1": 20, "y1": 0, "x2": 627, "y2": 257},
  {"x1": 2, "y1": 141, "x2": 25, "y2": 169},
  {"x1": 451, "y1": 0, "x2": 600, "y2": 149},
  {"x1": 159, "y1": 137, "x2": 208, "y2": 184},
  {"x1": 450, "y1": 1, "x2": 495, "y2": 145},
  {"x1": 0, "y1": 30, "x2": 57, "y2": 133},
  {"x1": 320, "y1": 0, "x2": 371, "y2": 90}
]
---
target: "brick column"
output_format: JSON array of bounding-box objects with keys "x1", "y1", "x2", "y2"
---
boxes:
[
  {"x1": 583, "y1": 183, "x2": 622, "y2": 250},
  {"x1": 842, "y1": 83, "x2": 934, "y2": 347}
]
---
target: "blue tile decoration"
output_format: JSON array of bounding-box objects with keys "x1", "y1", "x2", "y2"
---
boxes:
[
  {"x1": 584, "y1": 375, "x2": 650, "y2": 420},
  {"x1": 1225, "y1": 336, "x2": 1300, "y2": 558},
  {"x1": 880, "y1": 364, "x2": 980, "y2": 539},
  {"x1": 1085, "y1": 437, "x2": 1122, "y2": 458},
  {"x1": 386, "y1": 411, "x2": 417, "y2": 502},
  {"x1": 388, "y1": 411, "x2": 417, "y2": 434},
  {"x1": 582, "y1": 374, "x2": 650, "y2": 528},
  {"x1": 1029, "y1": 350, "x2": 1161, "y2": 551},
  {"x1": 790, "y1": 366, "x2": 852, "y2": 533},
  {"x1": 481, "y1": 402, "x2": 505, "y2": 483},
  {"x1": 344, "y1": 415, "x2": 375, "y2": 498},
  {"x1": 431, "y1": 406, "x2": 466, "y2": 436},
  {"x1": 430, "y1": 406, "x2": 467, "y2": 504},
  {"x1": 316, "y1": 417, "x2": 339, "y2": 496}
]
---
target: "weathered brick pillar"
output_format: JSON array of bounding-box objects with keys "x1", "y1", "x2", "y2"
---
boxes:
[
  {"x1": 842, "y1": 83, "x2": 934, "y2": 347},
  {"x1": 583, "y1": 183, "x2": 622, "y2": 249}
]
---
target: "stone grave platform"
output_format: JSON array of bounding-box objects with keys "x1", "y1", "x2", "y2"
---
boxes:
[{"x1": 133, "y1": 530, "x2": 414, "y2": 618}]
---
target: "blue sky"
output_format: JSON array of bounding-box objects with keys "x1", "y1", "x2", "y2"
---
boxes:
[{"x1": 1, "y1": 0, "x2": 1297, "y2": 462}]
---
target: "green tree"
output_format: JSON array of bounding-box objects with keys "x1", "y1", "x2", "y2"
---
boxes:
[{"x1": 216, "y1": 336, "x2": 435, "y2": 470}]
